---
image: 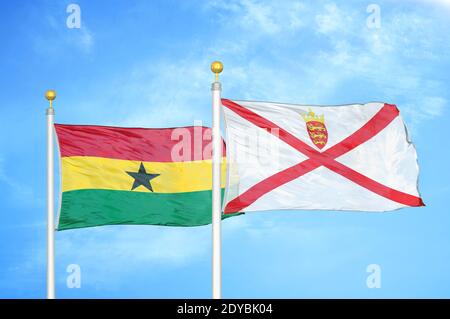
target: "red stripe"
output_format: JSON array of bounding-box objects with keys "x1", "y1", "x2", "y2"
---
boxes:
[
  {"x1": 222, "y1": 99, "x2": 319, "y2": 160},
  {"x1": 324, "y1": 104, "x2": 399, "y2": 159},
  {"x1": 224, "y1": 159, "x2": 320, "y2": 214},
  {"x1": 320, "y1": 160, "x2": 425, "y2": 207},
  {"x1": 221, "y1": 99, "x2": 424, "y2": 213},
  {"x1": 55, "y1": 124, "x2": 226, "y2": 162}
]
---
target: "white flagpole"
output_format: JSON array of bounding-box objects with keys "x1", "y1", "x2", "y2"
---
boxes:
[
  {"x1": 211, "y1": 61, "x2": 223, "y2": 299},
  {"x1": 45, "y1": 90, "x2": 56, "y2": 299}
]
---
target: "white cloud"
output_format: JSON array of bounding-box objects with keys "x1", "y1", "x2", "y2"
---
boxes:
[
  {"x1": 315, "y1": 3, "x2": 352, "y2": 35},
  {"x1": 119, "y1": 58, "x2": 212, "y2": 127},
  {"x1": 22, "y1": 2, "x2": 449, "y2": 135},
  {"x1": 89, "y1": 1, "x2": 447, "y2": 130},
  {"x1": 403, "y1": 96, "x2": 447, "y2": 127},
  {"x1": 424, "y1": 97, "x2": 447, "y2": 117},
  {"x1": 205, "y1": 0, "x2": 306, "y2": 36},
  {"x1": 33, "y1": 14, "x2": 94, "y2": 56},
  {"x1": 308, "y1": 3, "x2": 448, "y2": 126},
  {"x1": 0, "y1": 156, "x2": 42, "y2": 208},
  {"x1": 418, "y1": 0, "x2": 450, "y2": 8},
  {"x1": 75, "y1": 27, "x2": 94, "y2": 53}
]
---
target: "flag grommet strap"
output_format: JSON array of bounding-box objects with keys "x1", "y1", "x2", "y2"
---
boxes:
[{"x1": 221, "y1": 99, "x2": 424, "y2": 214}]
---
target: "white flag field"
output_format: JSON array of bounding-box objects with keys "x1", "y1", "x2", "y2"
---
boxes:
[{"x1": 221, "y1": 99, "x2": 424, "y2": 214}]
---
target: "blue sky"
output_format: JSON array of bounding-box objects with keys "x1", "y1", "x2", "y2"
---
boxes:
[{"x1": 0, "y1": 0, "x2": 449, "y2": 298}]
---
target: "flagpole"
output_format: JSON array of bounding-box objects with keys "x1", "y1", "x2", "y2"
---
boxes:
[
  {"x1": 45, "y1": 90, "x2": 56, "y2": 299},
  {"x1": 211, "y1": 61, "x2": 223, "y2": 299}
]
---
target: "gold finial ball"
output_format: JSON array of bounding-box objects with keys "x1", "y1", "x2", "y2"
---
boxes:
[
  {"x1": 45, "y1": 90, "x2": 57, "y2": 101},
  {"x1": 211, "y1": 61, "x2": 223, "y2": 74}
]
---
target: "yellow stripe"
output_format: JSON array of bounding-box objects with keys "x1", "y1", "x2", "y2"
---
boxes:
[{"x1": 62, "y1": 156, "x2": 227, "y2": 193}]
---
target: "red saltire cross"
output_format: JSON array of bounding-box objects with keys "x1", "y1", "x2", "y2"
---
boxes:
[{"x1": 221, "y1": 99, "x2": 425, "y2": 214}]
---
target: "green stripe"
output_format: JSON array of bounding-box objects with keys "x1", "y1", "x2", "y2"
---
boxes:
[{"x1": 57, "y1": 189, "x2": 240, "y2": 231}]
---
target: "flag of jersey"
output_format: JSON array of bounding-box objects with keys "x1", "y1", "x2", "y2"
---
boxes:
[{"x1": 221, "y1": 99, "x2": 424, "y2": 214}]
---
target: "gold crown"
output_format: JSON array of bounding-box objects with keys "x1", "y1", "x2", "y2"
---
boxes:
[{"x1": 301, "y1": 108, "x2": 324, "y2": 123}]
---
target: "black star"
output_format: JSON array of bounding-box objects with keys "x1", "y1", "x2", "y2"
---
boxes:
[{"x1": 126, "y1": 162, "x2": 160, "y2": 192}]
